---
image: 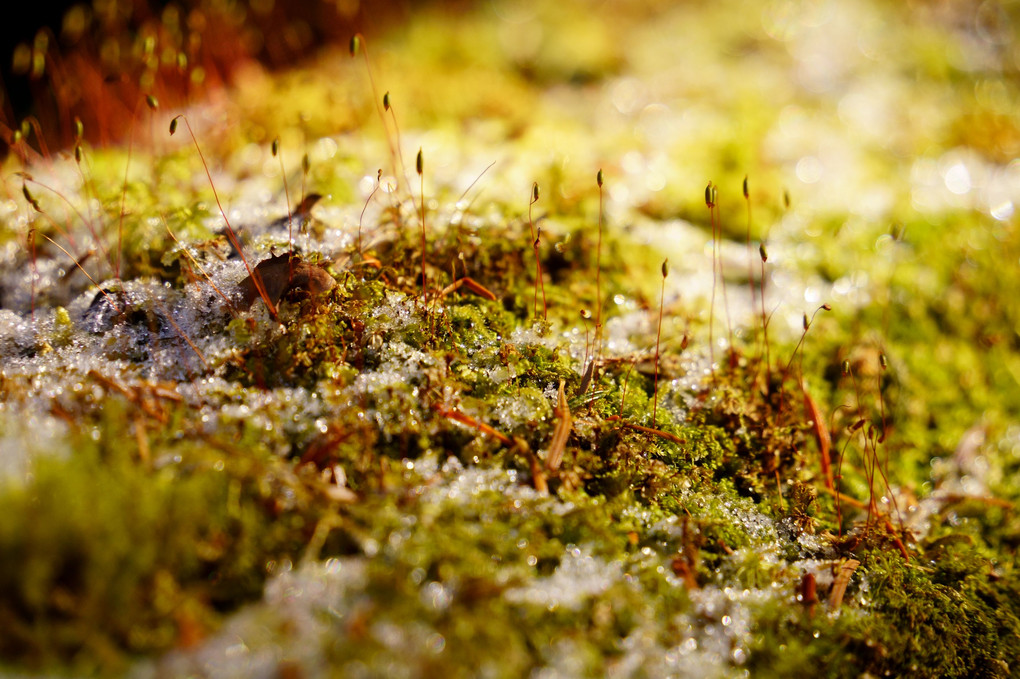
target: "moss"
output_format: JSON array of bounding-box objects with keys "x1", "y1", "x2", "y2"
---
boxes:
[
  {"x1": 848, "y1": 548, "x2": 1020, "y2": 677},
  {"x1": 0, "y1": 397, "x2": 331, "y2": 671},
  {"x1": 306, "y1": 481, "x2": 693, "y2": 678},
  {"x1": 3, "y1": 0, "x2": 1020, "y2": 675}
]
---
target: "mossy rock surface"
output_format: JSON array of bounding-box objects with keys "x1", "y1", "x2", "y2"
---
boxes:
[{"x1": 1, "y1": 0, "x2": 1019, "y2": 676}]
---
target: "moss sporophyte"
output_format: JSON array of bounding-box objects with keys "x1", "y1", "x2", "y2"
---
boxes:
[{"x1": 1, "y1": 0, "x2": 1019, "y2": 676}]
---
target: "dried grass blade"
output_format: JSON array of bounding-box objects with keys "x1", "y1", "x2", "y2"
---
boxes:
[
  {"x1": 546, "y1": 380, "x2": 572, "y2": 471},
  {"x1": 828, "y1": 558, "x2": 861, "y2": 611}
]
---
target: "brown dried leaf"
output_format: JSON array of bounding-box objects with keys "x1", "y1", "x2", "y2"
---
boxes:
[{"x1": 239, "y1": 253, "x2": 336, "y2": 309}]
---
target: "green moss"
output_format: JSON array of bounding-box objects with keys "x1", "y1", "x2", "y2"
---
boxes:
[
  {"x1": 0, "y1": 397, "x2": 331, "y2": 671},
  {"x1": 3, "y1": 0, "x2": 1020, "y2": 675}
]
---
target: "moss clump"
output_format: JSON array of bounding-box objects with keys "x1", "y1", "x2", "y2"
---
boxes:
[
  {"x1": 748, "y1": 546, "x2": 1020, "y2": 678},
  {"x1": 0, "y1": 398, "x2": 336, "y2": 672}
]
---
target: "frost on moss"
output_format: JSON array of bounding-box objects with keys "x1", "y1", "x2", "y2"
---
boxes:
[{"x1": 2, "y1": 0, "x2": 1020, "y2": 676}]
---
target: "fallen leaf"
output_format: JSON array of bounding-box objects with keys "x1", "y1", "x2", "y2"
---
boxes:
[{"x1": 239, "y1": 253, "x2": 336, "y2": 309}]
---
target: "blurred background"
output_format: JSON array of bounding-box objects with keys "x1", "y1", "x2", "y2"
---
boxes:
[
  {"x1": 2, "y1": 0, "x2": 1018, "y2": 229},
  {"x1": 0, "y1": 0, "x2": 436, "y2": 152}
]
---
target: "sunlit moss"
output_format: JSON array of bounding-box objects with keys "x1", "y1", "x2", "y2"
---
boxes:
[{"x1": 1, "y1": 0, "x2": 1020, "y2": 676}]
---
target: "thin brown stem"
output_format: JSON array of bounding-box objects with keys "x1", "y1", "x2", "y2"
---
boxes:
[
  {"x1": 706, "y1": 182, "x2": 717, "y2": 383},
  {"x1": 164, "y1": 219, "x2": 239, "y2": 318},
  {"x1": 653, "y1": 260, "x2": 668, "y2": 426},
  {"x1": 776, "y1": 305, "x2": 830, "y2": 423},
  {"x1": 152, "y1": 297, "x2": 209, "y2": 370},
  {"x1": 618, "y1": 356, "x2": 638, "y2": 417},
  {"x1": 301, "y1": 152, "x2": 309, "y2": 205},
  {"x1": 23, "y1": 116, "x2": 51, "y2": 161},
  {"x1": 385, "y1": 102, "x2": 410, "y2": 196},
  {"x1": 744, "y1": 177, "x2": 759, "y2": 382},
  {"x1": 595, "y1": 170, "x2": 604, "y2": 362},
  {"x1": 533, "y1": 229, "x2": 547, "y2": 320},
  {"x1": 40, "y1": 233, "x2": 119, "y2": 312},
  {"x1": 418, "y1": 148, "x2": 426, "y2": 302},
  {"x1": 760, "y1": 243, "x2": 771, "y2": 388},
  {"x1": 27, "y1": 226, "x2": 37, "y2": 321},
  {"x1": 351, "y1": 34, "x2": 401, "y2": 192},
  {"x1": 457, "y1": 161, "x2": 497, "y2": 208},
  {"x1": 713, "y1": 197, "x2": 734, "y2": 360},
  {"x1": 529, "y1": 183, "x2": 540, "y2": 319},
  {"x1": 834, "y1": 423, "x2": 854, "y2": 538},
  {"x1": 581, "y1": 311, "x2": 592, "y2": 370},
  {"x1": 358, "y1": 170, "x2": 381, "y2": 257},
  {"x1": 273, "y1": 137, "x2": 294, "y2": 280},
  {"x1": 73, "y1": 144, "x2": 102, "y2": 267},
  {"x1": 171, "y1": 115, "x2": 277, "y2": 318},
  {"x1": 23, "y1": 176, "x2": 112, "y2": 276}
]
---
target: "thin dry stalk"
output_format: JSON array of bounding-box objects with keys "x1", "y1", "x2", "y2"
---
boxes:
[
  {"x1": 802, "y1": 380, "x2": 833, "y2": 491},
  {"x1": 743, "y1": 176, "x2": 761, "y2": 384},
  {"x1": 653, "y1": 259, "x2": 668, "y2": 426},
  {"x1": 618, "y1": 355, "x2": 638, "y2": 416},
  {"x1": 417, "y1": 147, "x2": 427, "y2": 303},
  {"x1": 118, "y1": 99, "x2": 145, "y2": 280},
  {"x1": 533, "y1": 228, "x2": 547, "y2": 320},
  {"x1": 620, "y1": 421, "x2": 685, "y2": 445},
  {"x1": 164, "y1": 220, "x2": 239, "y2": 318},
  {"x1": 350, "y1": 34, "x2": 401, "y2": 190},
  {"x1": 439, "y1": 277, "x2": 497, "y2": 301},
  {"x1": 170, "y1": 115, "x2": 277, "y2": 318},
  {"x1": 546, "y1": 381, "x2": 572, "y2": 471},
  {"x1": 456, "y1": 161, "x2": 497, "y2": 208},
  {"x1": 776, "y1": 304, "x2": 831, "y2": 421},
  {"x1": 760, "y1": 243, "x2": 771, "y2": 386},
  {"x1": 828, "y1": 559, "x2": 860, "y2": 611},
  {"x1": 437, "y1": 405, "x2": 512, "y2": 446},
  {"x1": 383, "y1": 92, "x2": 410, "y2": 194},
  {"x1": 595, "y1": 170, "x2": 605, "y2": 361},
  {"x1": 23, "y1": 176, "x2": 112, "y2": 275},
  {"x1": 358, "y1": 169, "x2": 382, "y2": 257},
  {"x1": 40, "y1": 233, "x2": 120, "y2": 312},
  {"x1": 706, "y1": 182, "x2": 717, "y2": 382},
  {"x1": 27, "y1": 227, "x2": 37, "y2": 321},
  {"x1": 152, "y1": 297, "x2": 210, "y2": 371},
  {"x1": 271, "y1": 137, "x2": 294, "y2": 277},
  {"x1": 711, "y1": 185, "x2": 734, "y2": 359},
  {"x1": 528, "y1": 182, "x2": 546, "y2": 320}
]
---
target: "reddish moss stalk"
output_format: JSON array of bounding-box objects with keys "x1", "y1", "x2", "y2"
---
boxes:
[
  {"x1": 595, "y1": 169, "x2": 605, "y2": 360},
  {"x1": 170, "y1": 114, "x2": 277, "y2": 318},
  {"x1": 653, "y1": 259, "x2": 668, "y2": 426}
]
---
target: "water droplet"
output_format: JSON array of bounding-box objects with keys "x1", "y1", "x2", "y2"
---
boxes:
[{"x1": 427, "y1": 633, "x2": 445, "y2": 654}]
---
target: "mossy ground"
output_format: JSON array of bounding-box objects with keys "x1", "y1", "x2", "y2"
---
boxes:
[{"x1": 1, "y1": 0, "x2": 1019, "y2": 676}]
